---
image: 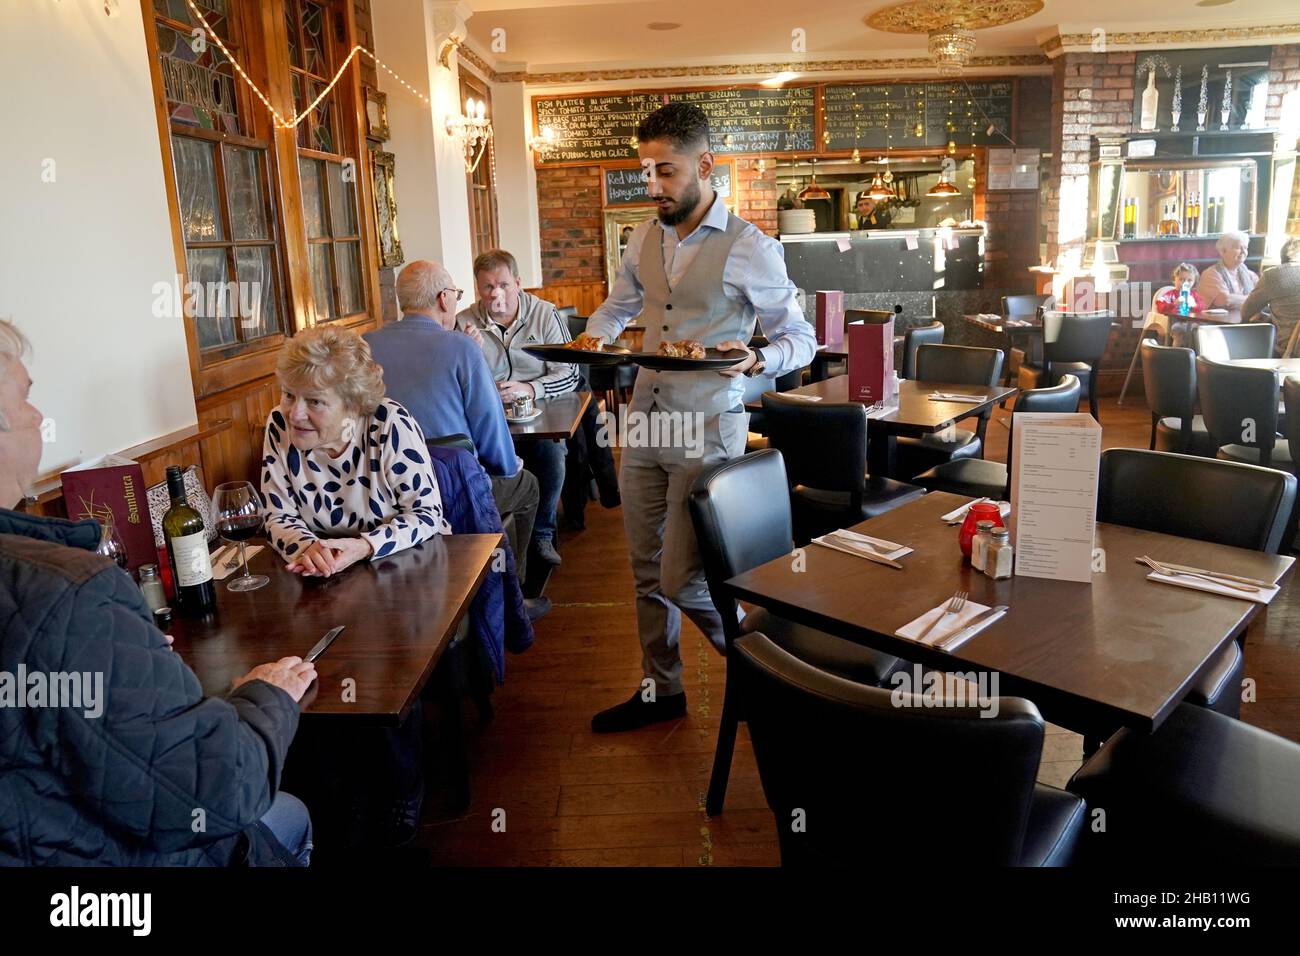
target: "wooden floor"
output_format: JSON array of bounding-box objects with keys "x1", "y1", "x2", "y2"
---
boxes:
[{"x1": 416, "y1": 395, "x2": 1300, "y2": 865}]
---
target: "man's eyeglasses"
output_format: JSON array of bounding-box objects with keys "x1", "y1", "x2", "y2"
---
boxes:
[{"x1": 440, "y1": 287, "x2": 464, "y2": 302}]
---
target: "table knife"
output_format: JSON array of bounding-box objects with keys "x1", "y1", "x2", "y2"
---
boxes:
[
  {"x1": 933, "y1": 606, "x2": 1009, "y2": 650},
  {"x1": 305, "y1": 625, "x2": 345, "y2": 663},
  {"x1": 1131, "y1": 558, "x2": 1272, "y2": 589}
]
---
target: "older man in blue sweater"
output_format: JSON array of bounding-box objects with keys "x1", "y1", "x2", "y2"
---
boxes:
[{"x1": 365, "y1": 261, "x2": 543, "y2": 606}]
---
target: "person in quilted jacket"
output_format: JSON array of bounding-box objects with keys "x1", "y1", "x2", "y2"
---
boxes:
[{"x1": 0, "y1": 320, "x2": 316, "y2": 865}]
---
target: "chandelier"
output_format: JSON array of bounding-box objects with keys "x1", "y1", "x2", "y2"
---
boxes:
[
  {"x1": 928, "y1": 26, "x2": 976, "y2": 76},
  {"x1": 446, "y1": 96, "x2": 493, "y2": 173}
]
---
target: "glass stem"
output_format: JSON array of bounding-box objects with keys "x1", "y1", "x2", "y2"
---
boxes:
[{"x1": 239, "y1": 540, "x2": 250, "y2": 578}]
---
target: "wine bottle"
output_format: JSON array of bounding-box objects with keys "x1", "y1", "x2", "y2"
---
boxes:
[{"x1": 162, "y1": 465, "x2": 216, "y2": 615}]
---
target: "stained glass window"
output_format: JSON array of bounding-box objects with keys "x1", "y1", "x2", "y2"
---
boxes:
[
  {"x1": 154, "y1": 0, "x2": 287, "y2": 359},
  {"x1": 285, "y1": 0, "x2": 339, "y2": 152}
]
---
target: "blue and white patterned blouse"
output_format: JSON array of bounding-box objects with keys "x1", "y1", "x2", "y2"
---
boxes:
[{"x1": 260, "y1": 398, "x2": 451, "y2": 561}]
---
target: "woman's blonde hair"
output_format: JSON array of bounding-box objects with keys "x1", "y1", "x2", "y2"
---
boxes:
[
  {"x1": 276, "y1": 324, "x2": 385, "y2": 415},
  {"x1": 1171, "y1": 262, "x2": 1199, "y2": 284}
]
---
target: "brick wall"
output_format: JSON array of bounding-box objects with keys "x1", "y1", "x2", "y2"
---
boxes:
[{"x1": 1266, "y1": 43, "x2": 1300, "y2": 235}]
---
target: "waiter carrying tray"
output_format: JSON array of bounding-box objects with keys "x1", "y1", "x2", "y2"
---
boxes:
[{"x1": 585, "y1": 103, "x2": 816, "y2": 732}]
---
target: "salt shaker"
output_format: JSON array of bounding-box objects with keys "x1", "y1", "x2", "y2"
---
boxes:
[
  {"x1": 986, "y1": 527, "x2": 1014, "y2": 580},
  {"x1": 971, "y1": 520, "x2": 995, "y2": 572},
  {"x1": 137, "y1": 564, "x2": 168, "y2": 612}
]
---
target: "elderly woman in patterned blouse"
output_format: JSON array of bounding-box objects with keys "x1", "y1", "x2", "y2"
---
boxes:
[
  {"x1": 262, "y1": 325, "x2": 450, "y2": 578},
  {"x1": 1196, "y1": 231, "x2": 1259, "y2": 322}
]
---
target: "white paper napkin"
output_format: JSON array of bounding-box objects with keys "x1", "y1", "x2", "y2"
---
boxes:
[
  {"x1": 784, "y1": 393, "x2": 823, "y2": 402},
  {"x1": 928, "y1": 391, "x2": 986, "y2": 403},
  {"x1": 811, "y1": 529, "x2": 913, "y2": 565},
  {"x1": 212, "y1": 545, "x2": 264, "y2": 581},
  {"x1": 1145, "y1": 571, "x2": 1278, "y2": 605},
  {"x1": 939, "y1": 499, "x2": 1011, "y2": 523},
  {"x1": 895, "y1": 599, "x2": 1007, "y2": 649}
]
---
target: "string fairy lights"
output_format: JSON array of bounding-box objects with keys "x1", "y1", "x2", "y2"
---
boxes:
[{"x1": 182, "y1": 0, "x2": 431, "y2": 136}]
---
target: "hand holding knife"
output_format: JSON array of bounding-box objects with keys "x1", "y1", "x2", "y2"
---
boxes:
[{"x1": 306, "y1": 625, "x2": 346, "y2": 663}]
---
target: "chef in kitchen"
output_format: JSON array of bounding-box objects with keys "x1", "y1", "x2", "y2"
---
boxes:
[
  {"x1": 855, "y1": 191, "x2": 892, "y2": 229},
  {"x1": 582, "y1": 102, "x2": 816, "y2": 733}
]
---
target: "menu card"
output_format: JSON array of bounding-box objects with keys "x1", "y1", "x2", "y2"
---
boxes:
[
  {"x1": 60, "y1": 454, "x2": 155, "y2": 573},
  {"x1": 1009, "y1": 413, "x2": 1101, "y2": 583},
  {"x1": 815, "y1": 290, "x2": 844, "y2": 347}
]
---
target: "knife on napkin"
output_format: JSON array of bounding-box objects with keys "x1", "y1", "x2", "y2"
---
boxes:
[{"x1": 933, "y1": 605, "x2": 1009, "y2": 649}]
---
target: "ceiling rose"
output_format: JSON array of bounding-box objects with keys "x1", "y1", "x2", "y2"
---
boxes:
[{"x1": 865, "y1": 0, "x2": 1044, "y2": 34}]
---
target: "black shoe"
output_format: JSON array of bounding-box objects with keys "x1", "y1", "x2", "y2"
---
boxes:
[
  {"x1": 524, "y1": 596, "x2": 552, "y2": 622},
  {"x1": 599, "y1": 489, "x2": 622, "y2": 509},
  {"x1": 591, "y1": 689, "x2": 686, "y2": 733},
  {"x1": 382, "y1": 785, "x2": 424, "y2": 848},
  {"x1": 535, "y1": 537, "x2": 562, "y2": 565}
]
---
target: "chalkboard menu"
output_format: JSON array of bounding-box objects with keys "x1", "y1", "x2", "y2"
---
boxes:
[
  {"x1": 603, "y1": 160, "x2": 734, "y2": 207},
  {"x1": 535, "y1": 87, "x2": 815, "y2": 165},
  {"x1": 823, "y1": 80, "x2": 1014, "y2": 150}
]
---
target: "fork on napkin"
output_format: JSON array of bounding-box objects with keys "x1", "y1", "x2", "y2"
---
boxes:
[
  {"x1": 811, "y1": 529, "x2": 913, "y2": 568},
  {"x1": 896, "y1": 599, "x2": 1007, "y2": 649},
  {"x1": 1144, "y1": 568, "x2": 1278, "y2": 604},
  {"x1": 212, "y1": 545, "x2": 265, "y2": 581},
  {"x1": 928, "y1": 391, "x2": 986, "y2": 403}
]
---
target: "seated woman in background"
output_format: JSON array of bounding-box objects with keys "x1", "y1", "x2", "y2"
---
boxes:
[
  {"x1": 1196, "y1": 231, "x2": 1258, "y2": 322},
  {"x1": 1242, "y1": 236, "x2": 1300, "y2": 357},
  {"x1": 262, "y1": 324, "x2": 450, "y2": 578},
  {"x1": 1155, "y1": 262, "x2": 1206, "y2": 349}
]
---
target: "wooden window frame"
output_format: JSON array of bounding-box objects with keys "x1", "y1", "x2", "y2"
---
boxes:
[
  {"x1": 459, "y1": 69, "x2": 500, "y2": 262},
  {"x1": 142, "y1": 0, "x2": 382, "y2": 400}
]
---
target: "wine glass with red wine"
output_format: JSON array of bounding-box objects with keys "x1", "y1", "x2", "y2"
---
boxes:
[
  {"x1": 95, "y1": 511, "x2": 129, "y2": 571},
  {"x1": 211, "y1": 481, "x2": 269, "y2": 592}
]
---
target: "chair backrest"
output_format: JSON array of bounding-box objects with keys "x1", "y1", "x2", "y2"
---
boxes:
[
  {"x1": 1194, "y1": 323, "x2": 1276, "y2": 361},
  {"x1": 689, "y1": 450, "x2": 796, "y2": 644},
  {"x1": 1195, "y1": 355, "x2": 1279, "y2": 463},
  {"x1": 914, "y1": 343, "x2": 1003, "y2": 388},
  {"x1": 734, "y1": 631, "x2": 1047, "y2": 866},
  {"x1": 1002, "y1": 294, "x2": 1051, "y2": 321},
  {"x1": 1284, "y1": 376, "x2": 1300, "y2": 473},
  {"x1": 426, "y1": 433, "x2": 476, "y2": 456},
  {"x1": 762, "y1": 393, "x2": 868, "y2": 493},
  {"x1": 564, "y1": 313, "x2": 586, "y2": 342},
  {"x1": 902, "y1": 321, "x2": 945, "y2": 379},
  {"x1": 1097, "y1": 448, "x2": 1297, "y2": 554},
  {"x1": 556, "y1": 304, "x2": 578, "y2": 321},
  {"x1": 1041, "y1": 310, "x2": 1114, "y2": 364},
  {"x1": 1140, "y1": 340, "x2": 1197, "y2": 421}
]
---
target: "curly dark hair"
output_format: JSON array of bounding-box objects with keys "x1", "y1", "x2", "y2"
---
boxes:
[{"x1": 636, "y1": 102, "x2": 710, "y2": 153}]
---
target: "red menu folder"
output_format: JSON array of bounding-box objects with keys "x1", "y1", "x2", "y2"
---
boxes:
[
  {"x1": 60, "y1": 455, "x2": 155, "y2": 574},
  {"x1": 815, "y1": 290, "x2": 844, "y2": 348},
  {"x1": 846, "y1": 311, "x2": 897, "y2": 406}
]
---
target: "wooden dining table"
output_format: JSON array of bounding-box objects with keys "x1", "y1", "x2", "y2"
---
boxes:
[
  {"x1": 725, "y1": 491, "x2": 1294, "y2": 738},
  {"x1": 507, "y1": 389, "x2": 592, "y2": 440},
  {"x1": 747, "y1": 375, "x2": 1018, "y2": 478},
  {"x1": 170, "y1": 532, "x2": 502, "y2": 725},
  {"x1": 1223, "y1": 357, "x2": 1300, "y2": 378}
]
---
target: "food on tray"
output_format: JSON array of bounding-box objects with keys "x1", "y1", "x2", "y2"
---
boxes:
[
  {"x1": 657, "y1": 339, "x2": 706, "y2": 359},
  {"x1": 569, "y1": 333, "x2": 605, "y2": 352}
]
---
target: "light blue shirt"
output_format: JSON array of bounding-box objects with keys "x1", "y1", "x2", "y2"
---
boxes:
[{"x1": 587, "y1": 194, "x2": 815, "y2": 377}]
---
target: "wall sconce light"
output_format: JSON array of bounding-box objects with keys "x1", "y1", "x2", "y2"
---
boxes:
[
  {"x1": 529, "y1": 126, "x2": 557, "y2": 156},
  {"x1": 446, "y1": 96, "x2": 493, "y2": 173},
  {"x1": 437, "y1": 35, "x2": 463, "y2": 69}
]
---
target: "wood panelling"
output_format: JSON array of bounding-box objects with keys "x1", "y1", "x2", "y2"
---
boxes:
[
  {"x1": 197, "y1": 374, "x2": 282, "y2": 488},
  {"x1": 527, "y1": 281, "x2": 608, "y2": 317}
]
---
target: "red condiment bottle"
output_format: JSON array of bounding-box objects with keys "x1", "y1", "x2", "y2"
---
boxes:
[{"x1": 959, "y1": 502, "x2": 1004, "y2": 557}]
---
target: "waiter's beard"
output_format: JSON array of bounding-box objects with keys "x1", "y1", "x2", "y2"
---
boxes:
[{"x1": 657, "y1": 178, "x2": 702, "y2": 226}]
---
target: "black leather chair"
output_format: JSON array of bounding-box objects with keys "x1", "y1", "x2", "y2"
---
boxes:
[
  {"x1": 1068, "y1": 702, "x2": 1300, "y2": 865},
  {"x1": 1140, "y1": 341, "x2": 1214, "y2": 456},
  {"x1": 1196, "y1": 355, "x2": 1292, "y2": 468},
  {"x1": 893, "y1": 343, "x2": 1004, "y2": 479},
  {"x1": 1017, "y1": 309, "x2": 1113, "y2": 422},
  {"x1": 914, "y1": 375, "x2": 1081, "y2": 501},
  {"x1": 762, "y1": 393, "x2": 925, "y2": 544},
  {"x1": 745, "y1": 367, "x2": 806, "y2": 451},
  {"x1": 1001, "y1": 294, "x2": 1052, "y2": 385},
  {"x1": 426, "y1": 433, "x2": 476, "y2": 456},
  {"x1": 688, "y1": 450, "x2": 905, "y2": 816},
  {"x1": 1096, "y1": 448, "x2": 1296, "y2": 718},
  {"x1": 1279, "y1": 376, "x2": 1300, "y2": 550},
  {"x1": 1193, "y1": 322, "x2": 1276, "y2": 361},
  {"x1": 734, "y1": 631, "x2": 1086, "y2": 866},
  {"x1": 901, "y1": 321, "x2": 945, "y2": 379}
]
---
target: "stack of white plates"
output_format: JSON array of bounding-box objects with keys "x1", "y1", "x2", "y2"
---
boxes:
[{"x1": 778, "y1": 208, "x2": 816, "y2": 235}]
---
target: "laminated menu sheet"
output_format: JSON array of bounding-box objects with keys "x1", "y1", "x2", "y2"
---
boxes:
[{"x1": 1009, "y1": 413, "x2": 1102, "y2": 583}]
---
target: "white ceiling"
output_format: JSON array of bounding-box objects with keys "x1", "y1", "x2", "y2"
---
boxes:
[{"x1": 462, "y1": 0, "x2": 1299, "y2": 74}]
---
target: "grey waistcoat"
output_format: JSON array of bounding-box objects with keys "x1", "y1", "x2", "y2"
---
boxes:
[{"x1": 633, "y1": 213, "x2": 752, "y2": 416}]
